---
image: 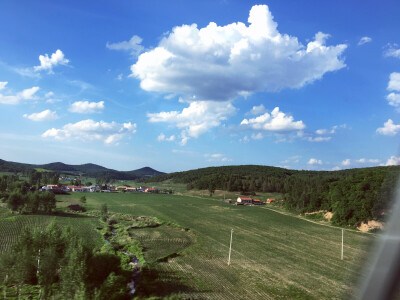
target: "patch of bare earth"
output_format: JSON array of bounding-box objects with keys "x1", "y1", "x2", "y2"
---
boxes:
[
  {"x1": 324, "y1": 212, "x2": 333, "y2": 221},
  {"x1": 358, "y1": 220, "x2": 384, "y2": 232},
  {"x1": 304, "y1": 210, "x2": 324, "y2": 215}
]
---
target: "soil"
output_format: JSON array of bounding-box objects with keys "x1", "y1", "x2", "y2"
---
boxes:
[
  {"x1": 358, "y1": 220, "x2": 384, "y2": 232},
  {"x1": 324, "y1": 212, "x2": 333, "y2": 221}
]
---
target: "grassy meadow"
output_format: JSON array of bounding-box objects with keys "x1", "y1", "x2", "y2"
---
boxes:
[
  {"x1": 0, "y1": 190, "x2": 376, "y2": 299},
  {"x1": 54, "y1": 192, "x2": 373, "y2": 299}
]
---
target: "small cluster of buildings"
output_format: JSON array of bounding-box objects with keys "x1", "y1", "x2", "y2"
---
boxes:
[
  {"x1": 236, "y1": 197, "x2": 276, "y2": 205},
  {"x1": 40, "y1": 184, "x2": 162, "y2": 193},
  {"x1": 40, "y1": 184, "x2": 101, "y2": 193},
  {"x1": 115, "y1": 186, "x2": 159, "y2": 193}
]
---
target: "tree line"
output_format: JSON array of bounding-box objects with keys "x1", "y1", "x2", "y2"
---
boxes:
[{"x1": 0, "y1": 174, "x2": 56, "y2": 214}]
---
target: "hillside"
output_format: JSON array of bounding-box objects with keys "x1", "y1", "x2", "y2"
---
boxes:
[
  {"x1": 0, "y1": 159, "x2": 164, "y2": 180},
  {"x1": 148, "y1": 164, "x2": 400, "y2": 226}
]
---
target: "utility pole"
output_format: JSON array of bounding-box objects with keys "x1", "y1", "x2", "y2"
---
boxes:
[
  {"x1": 228, "y1": 229, "x2": 234, "y2": 266},
  {"x1": 37, "y1": 248, "x2": 41, "y2": 276},
  {"x1": 341, "y1": 229, "x2": 344, "y2": 260}
]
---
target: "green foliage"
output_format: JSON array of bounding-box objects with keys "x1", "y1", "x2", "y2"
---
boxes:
[
  {"x1": 80, "y1": 195, "x2": 87, "y2": 204},
  {"x1": 101, "y1": 203, "x2": 108, "y2": 221},
  {"x1": 0, "y1": 221, "x2": 129, "y2": 299}
]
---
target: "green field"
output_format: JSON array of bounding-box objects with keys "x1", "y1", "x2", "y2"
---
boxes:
[
  {"x1": 0, "y1": 192, "x2": 375, "y2": 299},
  {"x1": 0, "y1": 207, "x2": 103, "y2": 254},
  {"x1": 48, "y1": 192, "x2": 372, "y2": 299}
]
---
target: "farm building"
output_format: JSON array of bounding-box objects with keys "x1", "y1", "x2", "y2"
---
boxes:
[
  {"x1": 253, "y1": 199, "x2": 262, "y2": 205},
  {"x1": 237, "y1": 197, "x2": 253, "y2": 204},
  {"x1": 266, "y1": 198, "x2": 276, "y2": 204}
]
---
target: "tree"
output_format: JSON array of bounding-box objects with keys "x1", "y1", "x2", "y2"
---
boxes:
[
  {"x1": 101, "y1": 204, "x2": 108, "y2": 221},
  {"x1": 7, "y1": 191, "x2": 25, "y2": 213},
  {"x1": 80, "y1": 196, "x2": 87, "y2": 204},
  {"x1": 208, "y1": 182, "x2": 216, "y2": 197}
]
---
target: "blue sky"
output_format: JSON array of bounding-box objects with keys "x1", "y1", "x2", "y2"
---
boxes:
[{"x1": 0, "y1": 0, "x2": 399, "y2": 172}]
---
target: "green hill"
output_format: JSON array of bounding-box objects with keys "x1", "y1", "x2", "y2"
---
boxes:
[
  {"x1": 0, "y1": 159, "x2": 164, "y2": 180},
  {"x1": 148, "y1": 164, "x2": 400, "y2": 226}
]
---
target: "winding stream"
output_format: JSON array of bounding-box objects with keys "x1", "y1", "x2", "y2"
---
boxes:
[{"x1": 104, "y1": 229, "x2": 140, "y2": 295}]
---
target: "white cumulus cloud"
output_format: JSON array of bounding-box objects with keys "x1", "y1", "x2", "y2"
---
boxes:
[
  {"x1": 205, "y1": 153, "x2": 232, "y2": 162},
  {"x1": 358, "y1": 36, "x2": 372, "y2": 46},
  {"x1": 0, "y1": 84, "x2": 39, "y2": 105},
  {"x1": 341, "y1": 159, "x2": 351, "y2": 166},
  {"x1": 240, "y1": 107, "x2": 305, "y2": 132},
  {"x1": 305, "y1": 124, "x2": 346, "y2": 142},
  {"x1": 308, "y1": 158, "x2": 322, "y2": 165},
  {"x1": 386, "y1": 72, "x2": 400, "y2": 108},
  {"x1": 384, "y1": 44, "x2": 400, "y2": 59},
  {"x1": 386, "y1": 93, "x2": 400, "y2": 107},
  {"x1": 306, "y1": 136, "x2": 332, "y2": 142},
  {"x1": 388, "y1": 72, "x2": 400, "y2": 91},
  {"x1": 376, "y1": 119, "x2": 400, "y2": 136},
  {"x1": 148, "y1": 101, "x2": 236, "y2": 145},
  {"x1": 356, "y1": 158, "x2": 380, "y2": 164},
  {"x1": 247, "y1": 104, "x2": 267, "y2": 115},
  {"x1": 157, "y1": 133, "x2": 175, "y2": 142},
  {"x1": 23, "y1": 109, "x2": 59, "y2": 122},
  {"x1": 69, "y1": 101, "x2": 105, "y2": 114},
  {"x1": 107, "y1": 35, "x2": 144, "y2": 57},
  {"x1": 130, "y1": 4, "x2": 347, "y2": 102},
  {"x1": 386, "y1": 156, "x2": 400, "y2": 166},
  {"x1": 34, "y1": 49, "x2": 69, "y2": 73},
  {"x1": 42, "y1": 119, "x2": 136, "y2": 145},
  {"x1": 251, "y1": 132, "x2": 264, "y2": 140}
]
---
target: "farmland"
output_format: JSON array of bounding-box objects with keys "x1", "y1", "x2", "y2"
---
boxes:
[{"x1": 47, "y1": 192, "x2": 373, "y2": 299}]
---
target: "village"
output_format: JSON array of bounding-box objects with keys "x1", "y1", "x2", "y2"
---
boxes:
[
  {"x1": 235, "y1": 196, "x2": 276, "y2": 206},
  {"x1": 40, "y1": 184, "x2": 170, "y2": 194}
]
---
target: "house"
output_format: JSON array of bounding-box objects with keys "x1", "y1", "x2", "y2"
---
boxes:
[
  {"x1": 138, "y1": 186, "x2": 148, "y2": 192},
  {"x1": 145, "y1": 187, "x2": 155, "y2": 193},
  {"x1": 266, "y1": 198, "x2": 276, "y2": 204},
  {"x1": 116, "y1": 186, "x2": 128, "y2": 192},
  {"x1": 126, "y1": 187, "x2": 137, "y2": 192},
  {"x1": 252, "y1": 199, "x2": 261, "y2": 205},
  {"x1": 237, "y1": 197, "x2": 253, "y2": 204},
  {"x1": 89, "y1": 186, "x2": 101, "y2": 192}
]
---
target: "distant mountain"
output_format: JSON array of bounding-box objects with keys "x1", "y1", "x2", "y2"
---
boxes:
[
  {"x1": 125, "y1": 167, "x2": 164, "y2": 177},
  {"x1": 0, "y1": 159, "x2": 165, "y2": 180}
]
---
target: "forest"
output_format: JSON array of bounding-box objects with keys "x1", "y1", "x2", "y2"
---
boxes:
[{"x1": 148, "y1": 165, "x2": 400, "y2": 226}]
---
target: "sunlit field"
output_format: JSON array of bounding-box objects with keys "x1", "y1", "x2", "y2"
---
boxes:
[{"x1": 55, "y1": 192, "x2": 374, "y2": 299}]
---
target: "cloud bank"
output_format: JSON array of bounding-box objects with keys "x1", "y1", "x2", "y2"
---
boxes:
[
  {"x1": 377, "y1": 119, "x2": 400, "y2": 136},
  {"x1": 0, "y1": 82, "x2": 39, "y2": 105},
  {"x1": 131, "y1": 4, "x2": 347, "y2": 102},
  {"x1": 23, "y1": 109, "x2": 59, "y2": 121},
  {"x1": 148, "y1": 101, "x2": 236, "y2": 145},
  {"x1": 240, "y1": 107, "x2": 305, "y2": 132},
  {"x1": 69, "y1": 100, "x2": 105, "y2": 114},
  {"x1": 42, "y1": 119, "x2": 137, "y2": 145}
]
